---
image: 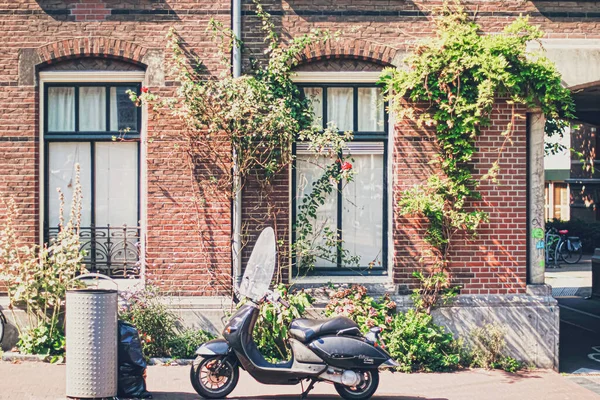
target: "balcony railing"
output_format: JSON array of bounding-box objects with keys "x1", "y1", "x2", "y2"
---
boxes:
[{"x1": 45, "y1": 225, "x2": 141, "y2": 278}]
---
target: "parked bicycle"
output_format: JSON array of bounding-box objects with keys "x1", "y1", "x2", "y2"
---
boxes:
[
  {"x1": 0, "y1": 308, "x2": 6, "y2": 346},
  {"x1": 545, "y1": 228, "x2": 561, "y2": 268},
  {"x1": 555, "y1": 229, "x2": 583, "y2": 264}
]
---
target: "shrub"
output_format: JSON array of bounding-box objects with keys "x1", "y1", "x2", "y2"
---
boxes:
[
  {"x1": 384, "y1": 310, "x2": 461, "y2": 372},
  {"x1": 469, "y1": 323, "x2": 522, "y2": 372},
  {"x1": 17, "y1": 321, "x2": 66, "y2": 363},
  {"x1": 119, "y1": 285, "x2": 179, "y2": 358},
  {"x1": 0, "y1": 166, "x2": 86, "y2": 361},
  {"x1": 324, "y1": 285, "x2": 396, "y2": 332},
  {"x1": 168, "y1": 329, "x2": 215, "y2": 359},
  {"x1": 324, "y1": 285, "x2": 461, "y2": 372},
  {"x1": 253, "y1": 285, "x2": 313, "y2": 362}
]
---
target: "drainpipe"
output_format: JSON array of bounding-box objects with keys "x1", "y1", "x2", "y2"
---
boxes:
[{"x1": 232, "y1": 0, "x2": 243, "y2": 286}]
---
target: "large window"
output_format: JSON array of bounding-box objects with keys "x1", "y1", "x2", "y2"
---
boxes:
[
  {"x1": 44, "y1": 83, "x2": 141, "y2": 278},
  {"x1": 293, "y1": 84, "x2": 388, "y2": 276}
]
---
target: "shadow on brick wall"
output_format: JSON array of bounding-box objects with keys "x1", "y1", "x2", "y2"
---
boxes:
[{"x1": 34, "y1": 0, "x2": 180, "y2": 22}]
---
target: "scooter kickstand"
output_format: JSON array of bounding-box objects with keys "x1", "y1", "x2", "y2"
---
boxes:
[{"x1": 300, "y1": 378, "x2": 316, "y2": 399}]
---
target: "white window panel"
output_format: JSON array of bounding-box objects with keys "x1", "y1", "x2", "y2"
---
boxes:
[
  {"x1": 295, "y1": 151, "x2": 338, "y2": 268},
  {"x1": 358, "y1": 87, "x2": 384, "y2": 132},
  {"x1": 48, "y1": 142, "x2": 92, "y2": 227},
  {"x1": 342, "y1": 143, "x2": 384, "y2": 267},
  {"x1": 79, "y1": 87, "x2": 106, "y2": 131},
  {"x1": 95, "y1": 142, "x2": 138, "y2": 227},
  {"x1": 327, "y1": 87, "x2": 353, "y2": 132},
  {"x1": 47, "y1": 87, "x2": 75, "y2": 132},
  {"x1": 303, "y1": 87, "x2": 323, "y2": 130}
]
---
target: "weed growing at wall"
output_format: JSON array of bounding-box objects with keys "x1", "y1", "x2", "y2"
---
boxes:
[
  {"x1": 0, "y1": 166, "x2": 87, "y2": 361},
  {"x1": 381, "y1": 1, "x2": 575, "y2": 311}
]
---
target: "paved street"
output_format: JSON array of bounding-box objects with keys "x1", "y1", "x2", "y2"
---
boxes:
[{"x1": 0, "y1": 362, "x2": 598, "y2": 400}]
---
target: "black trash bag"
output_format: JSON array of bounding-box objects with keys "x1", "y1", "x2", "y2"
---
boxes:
[{"x1": 118, "y1": 320, "x2": 152, "y2": 399}]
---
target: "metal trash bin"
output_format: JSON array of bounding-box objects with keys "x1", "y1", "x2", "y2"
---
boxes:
[
  {"x1": 592, "y1": 249, "x2": 600, "y2": 298},
  {"x1": 66, "y1": 273, "x2": 118, "y2": 399}
]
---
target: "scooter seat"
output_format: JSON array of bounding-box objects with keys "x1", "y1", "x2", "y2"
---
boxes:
[{"x1": 289, "y1": 316, "x2": 360, "y2": 343}]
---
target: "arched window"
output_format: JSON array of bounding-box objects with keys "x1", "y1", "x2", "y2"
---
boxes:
[
  {"x1": 40, "y1": 58, "x2": 145, "y2": 278},
  {"x1": 292, "y1": 68, "x2": 389, "y2": 277}
]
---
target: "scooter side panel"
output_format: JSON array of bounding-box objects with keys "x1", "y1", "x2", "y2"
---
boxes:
[
  {"x1": 307, "y1": 335, "x2": 390, "y2": 369},
  {"x1": 195, "y1": 338, "x2": 230, "y2": 356}
]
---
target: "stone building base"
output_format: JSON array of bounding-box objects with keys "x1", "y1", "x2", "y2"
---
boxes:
[{"x1": 0, "y1": 287, "x2": 559, "y2": 369}]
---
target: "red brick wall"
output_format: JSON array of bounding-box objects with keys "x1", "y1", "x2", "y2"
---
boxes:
[
  {"x1": 0, "y1": 0, "x2": 597, "y2": 296},
  {"x1": 241, "y1": 0, "x2": 553, "y2": 294},
  {"x1": 393, "y1": 101, "x2": 528, "y2": 295},
  {"x1": 0, "y1": 1, "x2": 231, "y2": 296}
]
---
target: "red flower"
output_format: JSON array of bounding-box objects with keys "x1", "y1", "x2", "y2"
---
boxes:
[
  {"x1": 340, "y1": 161, "x2": 352, "y2": 171},
  {"x1": 141, "y1": 87, "x2": 149, "y2": 93}
]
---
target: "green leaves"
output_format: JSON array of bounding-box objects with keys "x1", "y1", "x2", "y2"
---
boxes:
[
  {"x1": 253, "y1": 285, "x2": 313, "y2": 362},
  {"x1": 382, "y1": 3, "x2": 573, "y2": 313}
]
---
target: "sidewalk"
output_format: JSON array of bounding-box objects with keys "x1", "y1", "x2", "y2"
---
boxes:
[
  {"x1": 1, "y1": 362, "x2": 598, "y2": 400},
  {"x1": 545, "y1": 254, "x2": 592, "y2": 297}
]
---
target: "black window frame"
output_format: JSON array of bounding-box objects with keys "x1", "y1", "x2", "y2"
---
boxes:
[
  {"x1": 43, "y1": 82, "x2": 142, "y2": 277},
  {"x1": 292, "y1": 83, "x2": 389, "y2": 277}
]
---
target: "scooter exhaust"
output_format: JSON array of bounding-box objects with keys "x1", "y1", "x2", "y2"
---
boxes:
[{"x1": 318, "y1": 367, "x2": 361, "y2": 387}]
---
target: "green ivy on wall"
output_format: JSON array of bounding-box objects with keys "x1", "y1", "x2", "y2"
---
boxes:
[{"x1": 380, "y1": 2, "x2": 575, "y2": 312}]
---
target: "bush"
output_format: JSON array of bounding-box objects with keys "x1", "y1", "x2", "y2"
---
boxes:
[
  {"x1": 167, "y1": 329, "x2": 215, "y2": 359},
  {"x1": 324, "y1": 285, "x2": 396, "y2": 332},
  {"x1": 469, "y1": 323, "x2": 522, "y2": 372},
  {"x1": 253, "y1": 285, "x2": 313, "y2": 362},
  {"x1": 17, "y1": 321, "x2": 66, "y2": 363},
  {"x1": 384, "y1": 310, "x2": 461, "y2": 372},
  {"x1": 119, "y1": 286, "x2": 216, "y2": 359},
  {"x1": 0, "y1": 168, "x2": 87, "y2": 361},
  {"x1": 547, "y1": 219, "x2": 600, "y2": 253},
  {"x1": 325, "y1": 285, "x2": 461, "y2": 372},
  {"x1": 119, "y1": 286, "x2": 179, "y2": 358}
]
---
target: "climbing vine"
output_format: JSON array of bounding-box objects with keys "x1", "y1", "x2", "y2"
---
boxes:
[
  {"x1": 380, "y1": 2, "x2": 575, "y2": 312},
  {"x1": 130, "y1": 1, "x2": 358, "y2": 285}
]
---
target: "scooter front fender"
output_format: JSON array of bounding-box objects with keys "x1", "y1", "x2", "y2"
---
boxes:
[{"x1": 195, "y1": 338, "x2": 231, "y2": 356}]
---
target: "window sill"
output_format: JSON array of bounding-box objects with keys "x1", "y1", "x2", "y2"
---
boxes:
[{"x1": 291, "y1": 274, "x2": 391, "y2": 285}]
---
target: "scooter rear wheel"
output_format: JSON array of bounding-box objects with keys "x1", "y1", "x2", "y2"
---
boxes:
[
  {"x1": 334, "y1": 369, "x2": 379, "y2": 400},
  {"x1": 190, "y1": 355, "x2": 239, "y2": 399}
]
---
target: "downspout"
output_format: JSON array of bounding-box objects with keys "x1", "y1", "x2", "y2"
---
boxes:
[{"x1": 232, "y1": 0, "x2": 243, "y2": 286}]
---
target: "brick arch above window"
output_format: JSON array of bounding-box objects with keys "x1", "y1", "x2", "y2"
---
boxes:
[
  {"x1": 35, "y1": 38, "x2": 148, "y2": 69},
  {"x1": 294, "y1": 38, "x2": 400, "y2": 68},
  {"x1": 40, "y1": 57, "x2": 145, "y2": 72}
]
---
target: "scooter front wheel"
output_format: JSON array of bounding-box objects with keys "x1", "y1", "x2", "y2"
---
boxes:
[
  {"x1": 334, "y1": 369, "x2": 379, "y2": 400},
  {"x1": 190, "y1": 355, "x2": 239, "y2": 399}
]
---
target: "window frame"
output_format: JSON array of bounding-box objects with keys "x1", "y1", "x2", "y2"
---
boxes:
[
  {"x1": 42, "y1": 81, "x2": 143, "y2": 278},
  {"x1": 292, "y1": 82, "x2": 389, "y2": 276}
]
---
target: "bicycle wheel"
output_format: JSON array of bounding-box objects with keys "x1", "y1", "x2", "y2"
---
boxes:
[
  {"x1": 0, "y1": 311, "x2": 5, "y2": 346},
  {"x1": 557, "y1": 241, "x2": 583, "y2": 264}
]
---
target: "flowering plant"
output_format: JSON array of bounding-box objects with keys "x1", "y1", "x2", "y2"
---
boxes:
[{"x1": 325, "y1": 285, "x2": 396, "y2": 332}]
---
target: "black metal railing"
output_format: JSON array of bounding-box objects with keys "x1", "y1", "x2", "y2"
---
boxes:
[{"x1": 45, "y1": 225, "x2": 141, "y2": 278}]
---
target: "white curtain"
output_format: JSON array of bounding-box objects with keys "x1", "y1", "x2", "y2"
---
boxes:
[
  {"x1": 95, "y1": 142, "x2": 138, "y2": 227},
  {"x1": 358, "y1": 88, "x2": 384, "y2": 131},
  {"x1": 48, "y1": 87, "x2": 75, "y2": 132},
  {"x1": 296, "y1": 150, "x2": 338, "y2": 268},
  {"x1": 342, "y1": 143, "x2": 384, "y2": 267},
  {"x1": 79, "y1": 87, "x2": 106, "y2": 131},
  {"x1": 327, "y1": 87, "x2": 353, "y2": 132},
  {"x1": 303, "y1": 87, "x2": 323, "y2": 129},
  {"x1": 48, "y1": 142, "x2": 92, "y2": 227}
]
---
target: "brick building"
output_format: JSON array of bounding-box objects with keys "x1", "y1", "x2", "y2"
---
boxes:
[{"x1": 1, "y1": 0, "x2": 600, "y2": 368}]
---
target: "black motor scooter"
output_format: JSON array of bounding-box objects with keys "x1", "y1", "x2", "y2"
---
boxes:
[{"x1": 190, "y1": 227, "x2": 398, "y2": 399}]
